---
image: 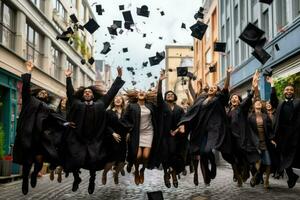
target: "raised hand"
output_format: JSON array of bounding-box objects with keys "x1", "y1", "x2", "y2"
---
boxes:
[
  {"x1": 227, "y1": 66, "x2": 233, "y2": 74},
  {"x1": 159, "y1": 70, "x2": 167, "y2": 81},
  {"x1": 117, "y1": 66, "x2": 122, "y2": 77},
  {"x1": 25, "y1": 60, "x2": 34, "y2": 72},
  {"x1": 266, "y1": 76, "x2": 274, "y2": 85},
  {"x1": 252, "y1": 70, "x2": 260, "y2": 88},
  {"x1": 65, "y1": 68, "x2": 72, "y2": 77}
]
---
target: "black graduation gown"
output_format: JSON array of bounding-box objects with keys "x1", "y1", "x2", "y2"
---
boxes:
[
  {"x1": 13, "y1": 73, "x2": 66, "y2": 165},
  {"x1": 271, "y1": 87, "x2": 300, "y2": 170},
  {"x1": 63, "y1": 77, "x2": 125, "y2": 171},
  {"x1": 105, "y1": 109, "x2": 129, "y2": 163},
  {"x1": 227, "y1": 91, "x2": 260, "y2": 163},
  {"x1": 178, "y1": 89, "x2": 232, "y2": 162},
  {"x1": 122, "y1": 102, "x2": 161, "y2": 169},
  {"x1": 247, "y1": 112, "x2": 276, "y2": 164}
]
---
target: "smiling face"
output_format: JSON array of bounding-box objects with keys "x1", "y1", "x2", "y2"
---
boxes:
[
  {"x1": 83, "y1": 88, "x2": 94, "y2": 101},
  {"x1": 207, "y1": 85, "x2": 218, "y2": 96},
  {"x1": 36, "y1": 90, "x2": 48, "y2": 100},
  {"x1": 230, "y1": 94, "x2": 241, "y2": 107},
  {"x1": 265, "y1": 101, "x2": 272, "y2": 111},
  {"x1": 284, "y1": 85, "x2": 294, "y2": 99},
  {"x1": 166, "y1": 92, "x2": 175, "y2": 102},
  {"x1": 138, "y1": 91, "x2": 146, "y2": 100},
  {"x1": 114, "y1": 96, "x2": 123, "y2": 107},
  {"x1": 254, "y1": 100, "x2": 262, "y2": 110}
]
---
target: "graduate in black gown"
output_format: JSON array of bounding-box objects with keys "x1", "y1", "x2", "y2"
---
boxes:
[
  {"x1": 227, "y1": 71, "x2": 260, "y2": 187},
  {"x1": 63, "y1": 67, "x2": 125, "y2": 194},
  {"x1": 176, "y1": 67, "x2": 233, "y2": 186},
  {"x1": 13, "y1": 61, "x2": 68, "y2": 195},
  {"x1": 268, "y1": 76, "x2": 300, "y2": 188},
  {"x1": 157, "y1": 71, "x2": 186, "y2": 188},
  {"x1": 102, "y1": 95, "x2": 128, "y2": 185}
]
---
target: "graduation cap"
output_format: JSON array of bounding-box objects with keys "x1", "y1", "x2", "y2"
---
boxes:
[
  {"x1": 181, "y1": 23, "x2": 186, "y2": 29},
  {"x1": 239, "y1": 23, "x2": 265, "y2": 48},
  {"x1": 70, "y1": 14, "x2": 78, "y2": 23},
  {"x1": 154, "y1": 76, "x2": 158, "y2": 79},
  {"x1": 107, "y1": 25, "x2": 118, "y2": 36},
  {"x1": 132, "y1": 81, "x2": 137, "y2": 86},
  {"x1": 113, "y1": 20, "x2": 122, "y2": 28},
  {"x1": 160, "y1": 11, "x2": 165, "y2": 16},
  {"x1": 142, "y1": 61, "x2": 148, "y2": 67},
  {"x1": 122, "y1": 48, "x2": 128, "y2": 53},
  {"x1": 214, "y1": 42, "x2": 227, "y2": 52},
  {"x1": 209, "y1": 64, "x2": 217, "y2": 73},
  {"x1": 80, "y1": 59, "x2": 86, "y2": 65},
  {"x1": 96, "y1": 4, "x2": 104, "y2": 15},
  {"x1": 146, "y1": 72, "x2": 152, "y2": 77},
  {"x1": 143, "y1": 33, "x2": 147, "y2": 38},
  {"x1": 151, "y1": 82, "x2": 155, "y2": 87},
  {"x1": 191, "y1": 46, "x2": 194, "y2": 51},
  {"x1": 159, "y1": 36, "x2": 163, "y2": 40},
  {"x1": 62, "y1": 27, "x2": 74, "y2": 35},
  {"x1": 194, "y1": 7, "x2": 205, "y2": 20},
  {"x1": 123, "y1": 11, "x2": 134, "y2": 25},
  {"x1": 84, "y1": 18, "x2": 100, "y2": 34},
  {"x1": 148, "y1": 51, "x2": 165, "y2": 66},
  {"x1": 259, "y1": 0, "x2": 273, "y2": 5},
  {"x1": 263, "y1": 67, "x2": 273, "y2": 77},
  {"x1": 101, "y1": 42, "x2": 111, "y2": 54},
  {"x1": 156, "y1": 51, "x2": 165, "y2": 60},
  {"x1": 145, "y1": 43, "x2": 152, "y2": 49},
  {"x1": 127, "y1": 67, "x2": 134, "y2": 71},
  {"x1": 137, "y1": 5, "x2": 150, "y2": 17},
  {"x1": 168, "y1": 69, "x2": 173, "y2": 72},
  {"x1": 251, "y1": 48, "x2": 271, "y2": 65},
  {"x1": 56, "y1": 35, "x2": 70, "y2": 42},
  {"x1": 173, "y1": 39, "x2": 177, "y2": 43},
  {"x1": 119, "y1": 5, "x2": 125, "y2": 10},
  {"x1": 88, "y1": 57, "x2": 94, "y2": 65},
  {"x1": 177, "y1": 67, "x2": 188, "y2": 77},
  {"x1": 126, "y1": 58, "x2": 130, "y2": 61},
  {"x1": 190, "y1": 21, "x2": 208, "y2": 40},
  {"x1": 119, "y1": 29, "x2": 124, "y2": 34}
]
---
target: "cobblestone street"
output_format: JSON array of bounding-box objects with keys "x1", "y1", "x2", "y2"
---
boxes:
[{"x1": 0, "y1": 166, "x2": 299, "y2": 200}]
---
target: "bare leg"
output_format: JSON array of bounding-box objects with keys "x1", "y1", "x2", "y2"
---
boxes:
[
  {"x1": 134, "y1": 147, "x2": 143, "y2": 185},
  {"x1": 140, "y1": 147, "x2": 151, "y2": 184},
  {"x1": 102, "y1": 162, "x2": 114, "y2": 185},
  {"x1": 264, "y1": 165, "x2": 271, "y2": 189}
]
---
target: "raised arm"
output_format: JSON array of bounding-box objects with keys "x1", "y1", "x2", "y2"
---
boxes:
[
  {"x1": 240, "y1": 70, "x2": 259, "y2": 113},
  {"x1": 101, "y1": 66, "x2": 125, "y2": 108},
  {"x1": 188, "y1": 79, "x2": 196, "y2": 100},
  {"x1": 184, "y1": 89, "x2": 194, "y2": 106},
  {"x1": 157, "y1": 70, "x2": 166, "y2": 107},
  {"x1": 21, "y1": 60, "x2": 34, "y2": 105},
  {"x1": 223, "y1": 66, "x2": 232, "y2": 90},
  {"x1": 266, "y1": 76, "x2": 279, "y2": 109},
  {"x1": 65, "y1": 68, "x2": 74, "y2": 104}
]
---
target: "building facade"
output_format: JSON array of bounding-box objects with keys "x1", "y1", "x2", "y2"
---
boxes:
[
  {"x1": 0, "y1": 0, "x2": 97, "y2": 174},
  {"x1": 218, "y1": 0, "x2": 300, "y2": 99},
  {"x1": 194, "y1": 0, "x2": 220, "y2": 87},
  {"x1": 165, "y1": 45, "x2": 194, "y2": 104},
  {"x1": 95, "y1": 59, "x2": 112, "y2": 90}
]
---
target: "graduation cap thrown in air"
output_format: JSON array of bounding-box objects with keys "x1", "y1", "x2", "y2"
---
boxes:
[
  {"x1": 181, "y1": 23, "x2": 186, "y2": 29},
  {"x1": 132, "y1": 81, "x2": 137, "y2": 86},
  {"x1": 70, "y1": 14, "x2": 78, "y2": 23},
  {"x1": 123, "y1": 11, "x2": 134, "y2": 25},
  {"x1": 145, "y1": 43, "x2": 152, "y2": 49},
  {"x1": 113, "y1": 20, "x2": 122, "y2": 28},
  {"x1": 96, "y1": 4, "x2": 104, "y2": 15},
  {"x1": 259, "y1": 0, "x2": 274, "y2": 5},
  {"x1": 239, "y1": 23, "x2": 265, "y2": 48},
  {"x1": 143, "y1": 33, "x2": 147, "y2": 37},
  {"x1": 160, "y1": 11, "x2": 165, "y2": 16},
  {"x1": 190, "y1": 21, "x2": 208, "y2": 40},
  {"x1": 56, "y1": 35, "x2": 70, "y2": 42},
  {"x1": 126, "y1": 58, "x2": 130, "y2": 61},
  {"x1": 122, "y1": 48, "x2": 128, "y2": 53},
  {"x1": 119, "y1": 5, "x2": 125, "y2": 10},
  {"x1": 194, "y1": 7, "x2": 205, "y2": 20},
  {"x1": 214, "y1": 42, "x2": 227, "y2": 53},
  {"x1": 149, "y1": 51, "x2": 165, "y2": 66},
  {"x1": 143, "y1": 61, "x2": 148, "y2": 67},
  {"x1": 209, "y1": 64, "x2": 217, "y2": 73},
  {"x1": 84, "y1": 18, "x2": 100, "y2": 34},
  {"x1": 251, "y1": 48, "x2": 271, "y2": 65},
  {"x1": 88, "y1": 57, "x2": 95, "y2": 65},
  {"x1": 108, "y1": 25, "x2": 118, "y2": 36},
  {"x1": 81, "y1": 59, "x2": 86, "y2": 65},
  {"x1": 101, "y1": 42, "x2": 111, "y2": 54},
  {"x1": 137, "y1": 5, "x2": 150, "y2": 17},
  {"x1": 173, "y1": 39, "x2": 177, "y2": 43},
  {"x1": 159, "y1": 36, "x2": 163, "y2": 40},
  {"x1": 146, "y1": 72, "x2": 152, "y2": 78},
  {"x1": 177, "y1": 67, "x2": 188, "y2": 77}
]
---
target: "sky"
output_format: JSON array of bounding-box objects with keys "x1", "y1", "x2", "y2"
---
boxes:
[{"x1": 88, "y1": 0, "x2": 202, "y2": 89}]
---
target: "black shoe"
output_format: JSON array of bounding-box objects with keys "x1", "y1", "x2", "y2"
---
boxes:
[
  {"x1": 120, "y1": 169, "x2": 125, "y2": 176},
  {"x1": 65, "y1": 172, "x2": 69, "y2": 178},
  {"x1": 210, "y1": 163, "x2": 217, "y2": 179},
  {"x1": 126, "y1": 163, "x2": 132, "y2": 173},
  {"x1": 72, "y1": 177, "x2": 82, "y2": 192},
  {"x1": 193, "y1": 174, "x2": 199, "y2": 186},
  {"x1": 22, "y1": 178, "x2": 29, "y2": 195},
  {"x1": 287, "y1": 174, "x2": 299, "y2": 188},
  {"x1": 88, "y1": 181, "x2": 95, "y2": 194},
  {"x1": 164, "y1": 174, "x2": 171, "y2": 188},
  {"x1": 30, "y1": 173, "x2": 37, "y2": 188}
]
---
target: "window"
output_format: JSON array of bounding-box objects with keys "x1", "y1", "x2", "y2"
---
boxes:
[
  {"x1": 221, "y1": 55, "x2": 226, "y2": 78},
  {"x1": 241, "y1": 41, "x2": 246, "y2": 61},
  {"x1": 26, "y1": 24, "x2": 43, "y2": 67},
  {"x1": 53, "y1": 0, "x2": 67, "y2": 21},
  {"x1": 205, "y1": 49, "x2": 212, "y2": 67},
  {"x1": 276, "y1": 0, "x2": 288, "y2": 30},
  {"x1": 234, "y1": 4, "x2": 239, "y2": 39},
  {"x1": 262, "y1": 9, "x2": 269, "y2": 39},
  {"x1": 240, "y1": 0, "x2": 246, "y2": 28},
  {"x1": 31, "y1": 0, "x2": 43, "y2": 11},
  {"x1": 51, "y1": 46, "x2": 62, "y2": 81},
  {"x1": 234, "y1": 40, "x2": 239, "y2": 66},
  {"x1": 0, "y1": 1, "x2": 15, "y2": 50},
  {"x1": 206, "y1": 20, "x2": 211, "y2": 44},
  {"x1": 226, "y1": 18, "x2": 230, "y2": 45},
  {"x1": 67, "y1": 60, "x2": 77, "y2": 86},
  {"x1": 226, "y1": 51, "x2": 231, "y2": 68},
  {"x1": 293, "y1": 0, "x2": 300, "y2": 19}
]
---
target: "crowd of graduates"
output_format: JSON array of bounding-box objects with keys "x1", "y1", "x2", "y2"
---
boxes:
[{"x1": 13, "y1": 60, "x2": 300, "y2": 195}]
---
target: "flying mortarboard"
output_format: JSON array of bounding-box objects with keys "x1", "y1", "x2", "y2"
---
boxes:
[
  {"x1": 107, "y1": 25, "x2": 118, "y2": 36},
  {"x1": 209, "y1": 64, "x2": 217, "y2": 73},
  {"x1": 251, "y1": 48, "x2": 271, "y2": 65},
  {"x1": 145, "y1": 43, "x2": 152, "y2": 49},
  {"x1": 160, "y1": 11, "x2": 165, "y2": 16},
  {"x1": 100, "y1": 42, "x2": 111, "y2": 54},
  {"x1": 259, "y1": 0, "x2": 274, "y2": 5},
  {"x1": 159, "y1": 36, "x2": 163, "y2": 40},
  {"x1": 123, "y1": 11, "x2": 134, "y2": 25},
  {"x1": 239, "y1": 23, "x2": 265, "y2": 48},
  {"x1": 143, "y1": 33, "x2": 147, "y2": 37},
  {"x1": 119, "y1": 29, "x2": 124, "y2": 34},
  {"x1": 194, "y1": 7, "x2": 205, "y2": 20},
  {"x1": 190, "y1": 21, "x2": 208, "y2": 40},
  {"x1": 177, "y1": 67, "x2": 188, "y2": 77},
  {"x1": 181, "y1": 23, "x2": 186, "y2": 29},
  {"x1": 70, "y1": 14, "x2": 78, "y2": 23},
  {"x1": 84, "y1": 18, "x2": 100, "y2": 34},
  {"x1": 88, "y1": 57, "x2": 95, "y2": 65},
  {"x1": 126, "y1": 58, "x2": 130, "y2": 61},
  {"x1": 96, "y1": 4, "x2": 104, "y2": 15},
  {"x1": 113, "y1": 20, "x2": 122, "y2": 28},
  {"x1": 132, "y1": 81, "x2": 137, "y2": 86},
  {"x1": 80, "y1": 59, "x2": 86, "y2": 65},
  {"x1": 142, "y1": 61, "x2": 148, "y2": 67},
  {"x1": 146, "y1": 72, "x2": 152, "y2": 77},
  {"x1": 56, "y1": 35, "x2": 70, "y2": 42},
  {"x1": 214, "y1": 42, "x2": 227, "y2": 52},
  {"x1": 137, "y1": 5, "x2": 150, "y2": 17},
  {"x1": 122, "y1": 48, "x2": 128, "y2": 53},
  {"x1": 119, "y1": 5, "x2": 125, "y2": 10},
  {"x1": 173, "y1": 39, "x2": 177, "y2": 43}
]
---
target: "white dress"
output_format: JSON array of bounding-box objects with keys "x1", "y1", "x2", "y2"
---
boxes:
[{"x1": 139, "y1": 105, "x2": 154, "y2": 147}]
